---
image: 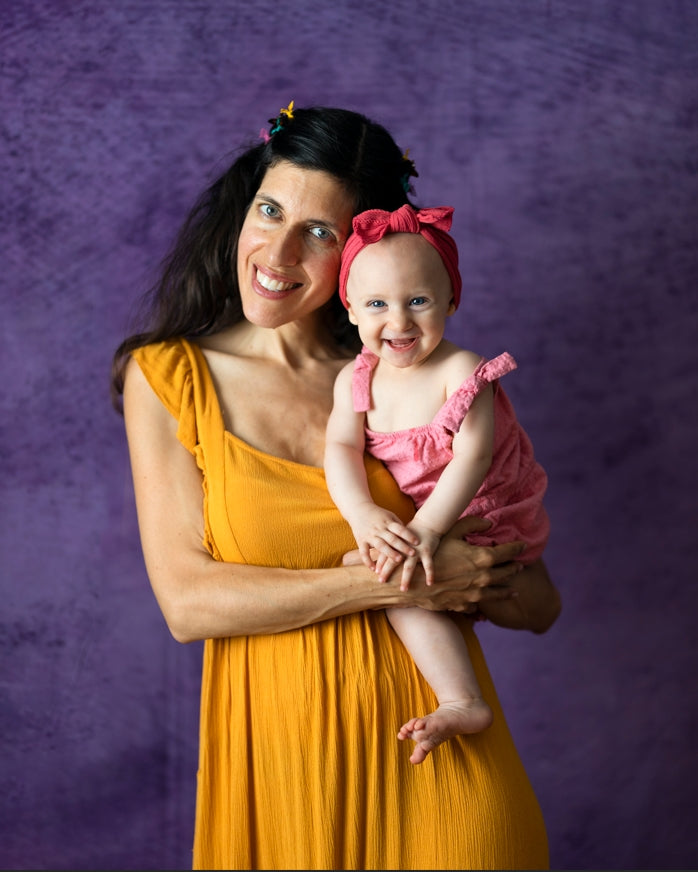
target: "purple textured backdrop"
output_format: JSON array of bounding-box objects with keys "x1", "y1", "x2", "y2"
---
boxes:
[{"x1": 2, "y1": 1, "x2": 696, "y2": 869}]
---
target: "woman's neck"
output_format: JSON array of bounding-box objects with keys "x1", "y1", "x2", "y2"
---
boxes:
[{"x1": 200, "y1": 318, "x2": 347, "y2": 368}]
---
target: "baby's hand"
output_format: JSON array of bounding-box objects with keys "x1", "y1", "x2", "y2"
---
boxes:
[
  {"x1": 350, "y1": 504, "x2": 419, "y2": 573},
  {"x1": 397, "y1": 523, "x2": 444, "y2": 590},
  {"x1": 374, "y1": 552, "x2": 402, "y2": 585}
]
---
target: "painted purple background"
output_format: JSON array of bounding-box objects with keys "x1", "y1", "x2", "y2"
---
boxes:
[{"x1": 2, "y1": 1, "x2": 696, "y2": 869}]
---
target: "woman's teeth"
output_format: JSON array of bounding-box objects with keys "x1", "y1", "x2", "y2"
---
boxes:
[{"x1": 256, "y1": 269, "x2": 297, "y2": 292}]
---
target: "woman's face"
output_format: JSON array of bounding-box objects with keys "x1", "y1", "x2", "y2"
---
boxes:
[{"x1": 237, "y1": 160, "x2": 355, "y2": 329}]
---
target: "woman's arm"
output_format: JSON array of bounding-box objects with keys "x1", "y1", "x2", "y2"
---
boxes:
[{"x1": 123, "y1": 359, "x2": 525, "y2": 643}]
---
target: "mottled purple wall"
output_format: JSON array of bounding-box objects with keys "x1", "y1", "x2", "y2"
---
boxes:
[{"x1": 2, "y1": 1, "x2": 696, "y2": 869}]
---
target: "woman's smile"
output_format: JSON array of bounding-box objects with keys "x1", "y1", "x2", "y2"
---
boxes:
[{"x1": 254, "y1": 266, "x2": 302, "y2": 296}]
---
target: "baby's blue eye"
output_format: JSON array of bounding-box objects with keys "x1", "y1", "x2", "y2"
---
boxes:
[
  {"x1": 410, "y1": 296, "x2": 428, "y2": 306},
  {"x1": 368, "y1": 300, "x2": 386, "y2": 309}
]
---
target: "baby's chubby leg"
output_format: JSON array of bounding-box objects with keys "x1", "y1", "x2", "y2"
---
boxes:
[{"x1": 386, "y1": 607, "x2": 493, "y2": 764}]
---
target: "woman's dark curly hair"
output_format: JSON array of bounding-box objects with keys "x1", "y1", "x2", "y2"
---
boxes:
[{"x1": 110, "y1": 106, "x2": 416, "y2": 410}]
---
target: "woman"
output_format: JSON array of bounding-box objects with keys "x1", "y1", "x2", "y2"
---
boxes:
[{"x1": 112, "y1": 104, "x2": 561, "y2": 870}]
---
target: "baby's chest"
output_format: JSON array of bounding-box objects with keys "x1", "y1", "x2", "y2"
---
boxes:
[{"x1": 366, "y1": 380, "x2": 448, "y2": 433}]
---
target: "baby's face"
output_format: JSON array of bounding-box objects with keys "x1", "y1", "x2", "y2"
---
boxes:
[{"x1": 344, "y1": 233, "x2": 455, "y2": 368}]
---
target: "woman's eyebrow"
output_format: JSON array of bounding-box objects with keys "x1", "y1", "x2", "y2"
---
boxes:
[
  {"x1": 254, "y1": 191, "x2": 345, "y2": 235},
  {"x1": 307, "y1": 215, "x2": 349, "y2": 237},
  {"x1": 254, "y1": 192, "x2": 282, "y2": 209}
]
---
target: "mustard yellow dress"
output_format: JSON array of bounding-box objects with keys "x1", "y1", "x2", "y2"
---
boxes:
[{"x1": 133, "y1": 338, "x2": 549, "y2": 871}]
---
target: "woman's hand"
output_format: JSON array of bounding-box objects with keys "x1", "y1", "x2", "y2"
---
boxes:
[
  {"x1": 478, "y1": 557, "x2": 561, "y2": 633},
  {"x1": 344, "y1": 515, "x2": 526, "y2": 613},
  {"x1": 345, "y1": 516, "x2": 561, "y2": 632}
]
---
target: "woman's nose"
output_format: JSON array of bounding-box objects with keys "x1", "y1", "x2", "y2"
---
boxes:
[{"x1": 267, "y1": 229, "x2": 300, "y2": 266}]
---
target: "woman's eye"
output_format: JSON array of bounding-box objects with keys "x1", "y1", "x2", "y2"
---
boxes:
[
  {"x1": 260, "y1": 203, "x2": 280, "y2": 218},
  {"x1": 309, "y1": 226, "x2": 333, "y2": 241}
]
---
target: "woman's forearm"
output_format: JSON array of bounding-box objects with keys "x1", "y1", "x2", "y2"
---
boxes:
[
  {"x1": 150, "y1": 551, "x2": 403, "y2": 643},
  {"x1": 148, "y1": 533, "x2": 527, "y2": 644},
  {"x1": 477, "y1": 558, "x2": 561, "y2": 633}
]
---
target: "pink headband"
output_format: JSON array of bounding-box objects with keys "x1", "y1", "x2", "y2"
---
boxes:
[{"x1": 338, "y1": 204, "x2": 462, "y2": 309}]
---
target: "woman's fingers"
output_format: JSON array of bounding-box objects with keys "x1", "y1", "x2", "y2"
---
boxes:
[
  {"x1": 445, "y1": 517, "x2": 526, "y2": 565},
  {"x1": 459, "y1": 539, "x2": 526, "y2": 568},
  {"x1": 448, "y1": 515, "x2": 492, "y2": 537}
]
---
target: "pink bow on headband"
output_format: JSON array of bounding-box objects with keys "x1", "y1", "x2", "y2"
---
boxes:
[
  {"x1": 338, "y1": 204, "x2": 462, "y2": 309},
  {"x1": 351, "y1": 204, "x2": 454, "y2": 243}
]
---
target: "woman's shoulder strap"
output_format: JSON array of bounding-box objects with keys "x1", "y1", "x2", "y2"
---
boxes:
[{"x1": 130, "y1": 338, "x2": 199, "y2": 452}]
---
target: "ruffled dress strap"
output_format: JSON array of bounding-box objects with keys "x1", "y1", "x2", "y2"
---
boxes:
[
  {"x1": 351, "y1": 346, "x2": 380, "y2": 412},
  {"x1": 434, "y1": 351, "x2": 517, "y2": 433},
  {"x1": 131, "y1": 338, "x2": 228, "y2": 562},
  {"x1": 130, "y1": 338, "x2": 224, "y2": 454}
]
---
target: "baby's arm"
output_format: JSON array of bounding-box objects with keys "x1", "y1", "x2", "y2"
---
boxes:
[
  {"x1": 324, "y1": 364, "x2": 419, "y2": 571},
  {"x1": 395, "y1": 381, "x2": 495, "y2": 590}
]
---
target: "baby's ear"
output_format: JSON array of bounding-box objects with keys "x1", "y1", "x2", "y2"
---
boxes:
[
  {"x1": 346, "y1": 304, "x2": 358, "y2": 325},
  {"x1": 447, "y1": 298, "x2": 457, "y2": 316}
]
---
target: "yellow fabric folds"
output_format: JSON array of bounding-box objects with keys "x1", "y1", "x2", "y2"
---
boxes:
[{"x1": 133, "y1": 339, "x2": 549, "y2": 871}]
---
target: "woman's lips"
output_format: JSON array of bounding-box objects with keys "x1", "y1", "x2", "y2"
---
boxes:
[
  {"x1": 253, "y1": 267, "x2": 301, "y2": 299},
  {"x1": 255, "y1": 268, "x2": 299, "y2": 292}
]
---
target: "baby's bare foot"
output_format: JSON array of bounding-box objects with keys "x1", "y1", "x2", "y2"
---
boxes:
[{"x1": 397, "y1": 699, "x2": 493, "y2": 764}]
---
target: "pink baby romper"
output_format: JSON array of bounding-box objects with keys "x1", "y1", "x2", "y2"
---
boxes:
[{"x1": 352, "y1": 348, "x2": 550, "y2": 563}]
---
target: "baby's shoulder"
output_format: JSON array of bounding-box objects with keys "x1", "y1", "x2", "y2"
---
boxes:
[
  {"x1": 439, "y1": 342, "x2": 483, "y2": 382},
  {"x1": 333, "y1": 358, "x2": 356, "y2": 388}
]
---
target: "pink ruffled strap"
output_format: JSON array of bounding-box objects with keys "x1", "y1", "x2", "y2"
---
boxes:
[
  {"x1": 351, "y1": 347, "x2": 379, "y2": 412},
  {"x1": 435, "y1": 352, "x2": 517, "y2": 432}
]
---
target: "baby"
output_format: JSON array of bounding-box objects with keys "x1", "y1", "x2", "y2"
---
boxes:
[{"x1": 324, "y1": 204, "x2": 550, "y2": 764}]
